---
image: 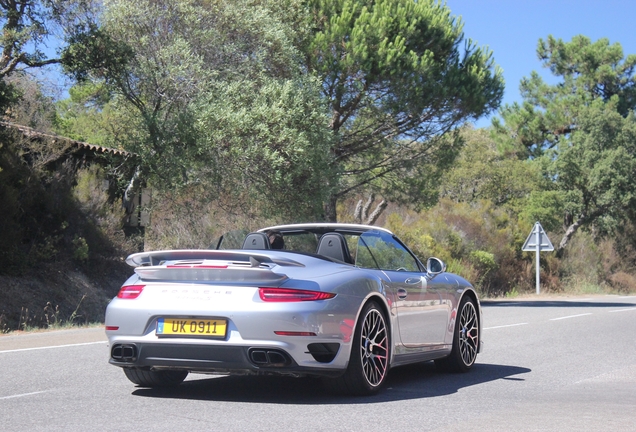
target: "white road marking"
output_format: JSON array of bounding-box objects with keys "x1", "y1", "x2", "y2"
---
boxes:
[
  {"x1": 575, "y1": 365, "x2": 636, "y2": 384},
  {"x1": 549, "y1": 313, "x2": 593, "y2": 321},
  {"x1": 486, "y1": 302, "x2": 518, "y2": 306},
  {"x1": 484, "y1": 323, "x2": 528, "y2": 330},
  {"x1": 0, "y1": 341, "x2": 106, "y2": 354},
  {"x1": 608, "y1": 307, "x2": 636, "y2": 313},
  {"x1": 0, "y1": 391, "x2": 48, "y2": 400}
]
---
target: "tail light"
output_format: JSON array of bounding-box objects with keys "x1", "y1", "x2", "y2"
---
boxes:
[
  {"x1": 117, "y1": 284, "x2": 145, "y2": 299},
  {"x1": 259, "y1": 288, "x2": 336, "y2": 302}
]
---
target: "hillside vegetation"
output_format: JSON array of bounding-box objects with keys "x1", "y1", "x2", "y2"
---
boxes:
[{"x1": 2, "y1": 1, "x2": 636, "y2": 332}]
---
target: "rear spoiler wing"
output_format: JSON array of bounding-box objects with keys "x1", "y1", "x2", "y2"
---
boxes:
[{"x1": 125, "y1": 249, "x2": 304, "y2": 268}]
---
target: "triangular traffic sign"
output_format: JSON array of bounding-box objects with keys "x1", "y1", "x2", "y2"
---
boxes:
[{"x1": 522, "y1": 222, "x2": 554, "y2": 252}]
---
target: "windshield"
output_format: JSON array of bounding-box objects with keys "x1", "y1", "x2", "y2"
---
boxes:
[
  {"x1": 356, "y1": 230, "x2": 421, "y2": 272},
  {"x1": 215, "y1": 229, "x2": 249, "y2": 249},
  {"x1": 217, "y1": 228, "x2": 421, "y2": 272}
]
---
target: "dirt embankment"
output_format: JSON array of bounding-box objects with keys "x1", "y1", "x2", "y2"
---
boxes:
[{"x1": 0, "y1": 260, "x2": 130, "y2": 333}]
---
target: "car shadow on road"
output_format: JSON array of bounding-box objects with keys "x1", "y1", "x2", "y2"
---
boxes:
[
  {"x1": 131, "y1": 361, "x2": 530, "y2": 404},
  {"x1": 481, "y1": 299, "x2": 635, "y2": 308}
]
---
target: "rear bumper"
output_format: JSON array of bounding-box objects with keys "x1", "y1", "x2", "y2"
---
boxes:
[{"x1": 108, "y1": 341, "x2": 345, "y2": 378}]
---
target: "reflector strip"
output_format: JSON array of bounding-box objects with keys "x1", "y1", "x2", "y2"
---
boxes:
[{"x1": 274, "y1": 331, "x2": 317, "y2": 336}]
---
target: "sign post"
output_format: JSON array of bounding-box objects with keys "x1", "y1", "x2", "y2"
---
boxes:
[{"x1": 522, "y1": 222, "x2": 554, "y2": 294}]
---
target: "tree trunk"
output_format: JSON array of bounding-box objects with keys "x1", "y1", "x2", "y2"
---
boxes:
[
  {"x1": 352, "y1": 194, "x2": 387, "y2": 225},
  {"x1": 366, "y1": 200, "x2": 387, "y2": 225},
  {"x1": 556, "y1": 216, "x2": 586, "y2": 258},
  {"x1": 324, "y1": 194, "x2": 338, "y2": 222}
]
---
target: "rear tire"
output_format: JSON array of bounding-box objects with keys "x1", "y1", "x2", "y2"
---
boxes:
[
  {"x1": 326, "y1": 301, "x2": 390, "y2": 396},
  {"x1": 435, "y1": 296, "x2": 479, "y2": 372},
  {"x1": 123, "y1": 368, "x2": 188, "y2": 387}
]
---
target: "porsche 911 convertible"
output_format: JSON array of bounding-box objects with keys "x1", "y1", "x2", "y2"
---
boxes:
[{"x1": 105, "y1": 223, "x2": 482, "y2": 395}]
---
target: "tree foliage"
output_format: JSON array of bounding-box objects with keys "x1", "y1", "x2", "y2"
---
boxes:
[
  {"x1": 493, "y1": 35, "x2": 636, "y2": 157},
  {"x1": 61, "y1": 0, "x2": 334, "y2": 221},
  {"x1": 194, "y1": 77, "x2": 334, "y2": 220},
  {"x1": 0, "y1": 1, "x2": 98, "y2": 108},
  {"x1": 494, "y1": 35, "x2": 636, "y2": 256},
  {"x1": 305, "y1": 0, "x2": 504, "y2": 220},
  {"x1": 0, "y1": 0, "x2": 93, "y2": 74},
  {"x1": 60, "y1": 0, "x2": 504, "y2": 223},
  {"x1": 53, "y1": 81, "x2": 123, "y2": 146},
  {"x1": 551, "y1": 100, "x2": 636, "y2": 251},
  {"x1": 4, "y1": 72, "x2": 57, "y2": 131},
  {"x1": 440, "y1": 127, "x2": 543, "y2": 209}
]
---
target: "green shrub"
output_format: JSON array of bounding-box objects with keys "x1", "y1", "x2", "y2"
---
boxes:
[
  {"x1": 385, "y1": 199, "x2": 529, "y2": 295},
  {"x1": 72, "y1": 236, "x2": 89, "y2": 261}
]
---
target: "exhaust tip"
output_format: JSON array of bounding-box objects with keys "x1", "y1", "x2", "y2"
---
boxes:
[
  {"x1": 248, "y1": 348, "x2": 291, "y2": 367},
  {"x1": 111, "y1": 344, "x2": 138, "y2": 362},
  {"x1": 266, "y1": 351, "x2": 287, "y2": 365},
  {"x1": 250, "y1": 350, "x2": 268, "y2": 364}
]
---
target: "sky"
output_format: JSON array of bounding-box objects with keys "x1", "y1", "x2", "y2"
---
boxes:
[
  {"x1": 39, "y1": 0, "x2": 636, "y2": 126},
  {"x1": 445, "y1": 0, "x2": 636, "y2": 127}
]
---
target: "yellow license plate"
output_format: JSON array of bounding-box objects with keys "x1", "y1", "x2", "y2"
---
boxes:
[{"x1": 156, "y1": 318, "x2": 227, "y2": 337}]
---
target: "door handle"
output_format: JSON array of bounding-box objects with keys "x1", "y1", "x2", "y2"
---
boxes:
[
  {"x1": 397, "y1": 288, "x2": 407, "y2": 299},
  {"x1": 405, "y1": 277, "x2": 421, "y2": 285}
]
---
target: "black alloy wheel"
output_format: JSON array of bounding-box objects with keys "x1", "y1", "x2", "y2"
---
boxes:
[{"x1": 436, "y1": 296, "x2": 479, "y2": 372}]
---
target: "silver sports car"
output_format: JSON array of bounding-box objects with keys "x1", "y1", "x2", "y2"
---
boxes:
[{"x1": 105, "y1": 223, "x2": 482, "y2": 395}]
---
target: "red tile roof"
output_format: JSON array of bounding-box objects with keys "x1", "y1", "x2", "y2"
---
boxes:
[{"x1": 1, "y1": 121, "x2": 134, "y2": 157}]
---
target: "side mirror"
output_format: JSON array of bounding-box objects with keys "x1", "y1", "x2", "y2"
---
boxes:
[{"x1": 426, "y1": 257, "x2": 446, "y2": 275}]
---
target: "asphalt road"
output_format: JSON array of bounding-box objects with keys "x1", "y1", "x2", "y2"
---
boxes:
[{"x1": 1, "y1": 295, "x2": 635, "y2": 431}]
